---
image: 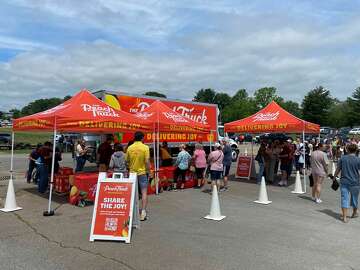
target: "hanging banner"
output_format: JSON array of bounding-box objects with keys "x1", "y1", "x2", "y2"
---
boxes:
[
  {"x1": 235, "y1": 156, "x2": 253, "y2": 179},
  {"x1": 89, "y1": 173, "x2": 137, "y2": 243}
]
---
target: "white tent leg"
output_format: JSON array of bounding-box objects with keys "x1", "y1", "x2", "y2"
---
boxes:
[
  {"x1": 302, "y1": 129, "x2": 306, "y2": 193},
  {"x1": 44, "y1": 127, "x2": 57, "y2": 216},
  {"x1": 10, "y1": 132, "x2": 14, "y2": 178},
  {"x1": 156, "y1": 129, "x2": 160, "y2": 195}
]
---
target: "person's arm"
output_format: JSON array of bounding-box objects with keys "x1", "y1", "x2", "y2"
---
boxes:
[
  {"x1": 334, "y1": 158, "x2": 342, "y2": 178},
  {"x1": 109, "y1": 155, "x2": 114, "y2": 169},
  {"x1": 145, "y1": 147, "x2": 150, "y2": 173}
]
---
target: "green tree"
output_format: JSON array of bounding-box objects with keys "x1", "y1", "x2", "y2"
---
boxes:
[
  {"x1": 214, "y1": 92, "x2": 231, "y2": 111},
  {"x1": 193, "y1": 88, "x2": 216, "y2": 103},
  {"x1": 302, "y1": 86, "x2": 333, "y2": 126},
  {"x1": 221, "y1": 89, "x2": 257, "y2": 123},
  {"x1": 20, "y1": 98, "x2": 63, "y2": 116},
  {"x1": 63, "y1": 95, "x2": 72, "y2": 101},
  {"x1": 347, "y1": 87, "x2": 360, "y2": 126},
  {"x1": 253, "y1": 87, "x2": 282, "y2": 109},
  {"x1": 280, "y1": 100, "x2": 302, "y2": 118},
  {"x1": 327, "y1": 100, "x2": 350, "y2": 128},
  {"x1": 9, "y1": 109, "x2": 21, "y2": 119},
  {"x1": 144, "y1": 91, "x2": 167, "y2": 98}
]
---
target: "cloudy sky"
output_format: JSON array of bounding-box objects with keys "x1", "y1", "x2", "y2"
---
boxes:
[{"x1": 1, "y1": 0, "x2": 360, "y2": 111}]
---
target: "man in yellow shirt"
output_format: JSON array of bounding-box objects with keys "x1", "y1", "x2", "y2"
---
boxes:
[{"x1": 126, "y1": 131, "x2": 150, "y2": 221}]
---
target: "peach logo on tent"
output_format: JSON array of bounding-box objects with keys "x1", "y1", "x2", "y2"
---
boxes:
[
  {"x1": 135, "y1": 112, "x2": 154, "y2": 119},
  {"x1": 39, "y1": 104, "x2": 69, "y2": 115},
  {"x1": 252, "y1": 111, "x2": 280, "y2": 122},
  {"x1": 162, "y1": 112, "x2": 189, "y2": 123},
  {"x1": 81, "y1": 104, "x2": 119, "y2": 118}
]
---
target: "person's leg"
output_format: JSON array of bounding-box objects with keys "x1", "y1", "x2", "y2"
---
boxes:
[
  {"x1": 315, "y1": 176, "x2": 324, "y2": 201},
  {"x1": 257, "y1": 162, "x2": 264, "y2": 184},
  {"x1": 224, "y1": 165, "x2": 230, "y2": 188},
  {"x1": 350, "y1": 186, "x2": 359, "y2": 218},
  {"x1": 311, "y1": 174, "x2": 317, "y2": 199},
  {"x1": 27, "y1": 162, "x2": 34, "y2": 183},
  {"x1": 173, "y1": 167, "x2": 179, "y2": 190},
  {"x1": 138, "y1": 175, "x2": 148, "y2": 221},
  {"x1": 180, "y1": 169, "x2": 186, "y2": 189},
  {"x1": 38, "y1": 164, "x2": 48, "y2": 193},
  {"x1": 75, "y1": 157, "x2": 81, "y2": 172},
  {"x1": 341, "y1": 185, "x2": 350, "y2": 222}
]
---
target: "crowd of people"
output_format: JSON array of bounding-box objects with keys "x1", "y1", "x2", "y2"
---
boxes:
[
  {"x1": 26, "y1": 131, "x2": 360, "y2": 224},
  {"x1": 255, "y1": 135, "x2": 360, "y2": 222},
  {"x1": 27, "y1": 142, "x2": 62, "y2": 193}
]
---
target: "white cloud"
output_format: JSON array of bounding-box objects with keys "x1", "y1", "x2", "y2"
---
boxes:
[{"x1": 1, "y1": 0, "x2": 360, "y2": 111}]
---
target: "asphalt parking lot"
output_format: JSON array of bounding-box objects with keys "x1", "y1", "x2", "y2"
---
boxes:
[{"x1": 0, "y1": 152, "x2": 360, "y2": 270}]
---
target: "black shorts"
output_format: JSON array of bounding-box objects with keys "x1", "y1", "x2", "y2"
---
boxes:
[
  {"x1": 210, "y1": 170, "x2": 222, "y2": 180},
  {"x1": 195, "y1": 167, "x2": 205, "y2": 179},
  {"x1": 223, "y1": 165, "x2": 231, "y2": 177}
]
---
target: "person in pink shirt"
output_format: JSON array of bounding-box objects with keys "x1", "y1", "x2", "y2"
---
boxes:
[
  {"x1": 193, "y1": 143, "x2": 207, "y2": 188},
  {"x1": 208, "y1": 143, "x2": 224, "y2": 191}
]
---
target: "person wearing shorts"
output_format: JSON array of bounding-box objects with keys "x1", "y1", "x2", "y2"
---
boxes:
[
  {"x1": 193, "y1": 143, "x2": 207, "y2": 188},
  {"x1": 334, "y1": 143, "x2": 360, "y2": 223},
  {"x1": 208, "y1": 143, "x2": 224, "y2": 191},
  {"x1": 310, "y1": 143, "x2": 329, "y2": 203},
  {"x1": 126, "y1": 131, "x2": 150, "y2": 221}
]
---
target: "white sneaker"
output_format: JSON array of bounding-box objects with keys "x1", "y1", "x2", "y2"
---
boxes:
[
  {"x1": 278, "y1": 180, "x2": 284, "y2": 186},
  {"x1": 140, "y1": 209, "x2": 147, "y2": 221},
  {"x1": 315, "y1": 198, "x2": 322, "y2": 204}
]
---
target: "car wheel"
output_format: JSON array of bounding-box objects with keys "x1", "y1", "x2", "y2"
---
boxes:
[{"x1": 231, "y1": 148, "x2": 238, "y2": 162}]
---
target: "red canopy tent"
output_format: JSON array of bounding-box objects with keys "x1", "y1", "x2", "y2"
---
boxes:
[
  {"x1": 224, "y1": 101, "x2": 319, "y2": 134},
  {"x1": 133, "y1": 100, "x2": 210, "y2": 193},
  {"x1": 224, "y1": 101, "x2": 320, "y2": 193},
  {"x1": 9, "y1": 90, "x2": 152, "y2": 215}
]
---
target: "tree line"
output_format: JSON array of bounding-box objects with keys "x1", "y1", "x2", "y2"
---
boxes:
[{"x1": 3, "y1": 87, "x2": 360, "y2": 128}]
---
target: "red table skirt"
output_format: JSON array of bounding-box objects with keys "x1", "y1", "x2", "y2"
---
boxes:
[{"x1": 72, "y1": 167, "x2": 197, "y2": 200}]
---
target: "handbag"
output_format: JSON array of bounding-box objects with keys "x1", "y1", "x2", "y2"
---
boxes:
[
  {"x1": 309, "y1": 174, "x2": 314, "y2": 187},
  {"x1": 331, "y1": 178, "x2": 339, "y2": 191}
]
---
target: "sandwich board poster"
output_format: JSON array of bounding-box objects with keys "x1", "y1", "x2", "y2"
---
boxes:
[
  {"x1": 235, "y1": 156, "x2": 253, "y2": 179},
  {"x1": 90, "y1": 172, "x2": 137, "y2": 244}
]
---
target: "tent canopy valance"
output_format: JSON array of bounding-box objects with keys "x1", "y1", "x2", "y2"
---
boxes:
[
  {"x1": 224, "y1": 101, "x2": 320, "y2": 134},
  {"x1": 13, "y1": 90, "x2": 152, "y2": 133}
]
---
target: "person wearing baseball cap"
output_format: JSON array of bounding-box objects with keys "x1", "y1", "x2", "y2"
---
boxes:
[{"x1": 208, "y1": 142, "x2": 224, "y2": 191}]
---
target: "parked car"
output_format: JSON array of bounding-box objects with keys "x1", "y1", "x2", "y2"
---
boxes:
[
  {"x1": 349, "y1": 128, "x2": 360, "y2": 135},
  {"x1": 0, "y1": 133, "x2": 11, "y2": 150}
]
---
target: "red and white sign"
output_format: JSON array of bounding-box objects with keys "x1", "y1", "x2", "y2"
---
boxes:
[
  {"x1": 106, "y1": 94, "x2": 218, "y2": 143},
  {"x1": 235, "y1": 156, "x2": 253, "y2": 179},
  {"x1": 90, "y1": 173, "x2": 137, "y2": 243}
]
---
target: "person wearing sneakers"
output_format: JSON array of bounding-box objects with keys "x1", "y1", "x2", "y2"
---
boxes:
[
  {"x1": 208, "y1": 143, "x2": 224, "y2": 191},
  {"x1": 125, "y1": 131, "x2": 150, "y2": 221},
  {"x1": 173, "y1": 144, "x2": 192, "y2": 191},
  {"x1": 310, "y1": 143, "x2": 329, "y2": 203},
  {"x1": 334, "y1": 143, "x2": 360, "y2": 223}
]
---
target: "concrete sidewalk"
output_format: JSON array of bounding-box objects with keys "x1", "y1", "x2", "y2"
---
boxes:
[{"x1": 1, "y1": 172, "x2": 360, "y2": 270}]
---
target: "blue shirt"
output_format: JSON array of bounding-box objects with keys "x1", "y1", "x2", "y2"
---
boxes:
[
  {"x1": 222, "y1": 144, "x2": 232, "y2": 166},
  {"x1": 175, "y1": 150, "x2": 191, "y2": 170},
  {"x1": 338, "y1": 154, "x2": 360, "y2": 186}
]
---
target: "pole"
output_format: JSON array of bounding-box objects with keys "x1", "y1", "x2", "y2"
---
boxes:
[
  {"x1": 10, "y1": 132, "x2": 14, "y2": 180},
  {"x1": 302, "y1": 124, "x2": 306, "y2": 193},
  {"x1": 44, "y1": 120, "x2": 56, "y2": 216},
  {"x1": 156, "y1": 121, "x2": 160, "y2": 194}
]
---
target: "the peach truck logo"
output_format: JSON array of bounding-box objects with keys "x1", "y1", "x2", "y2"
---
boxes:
[
  {"x1": 252, "y1": 111, "x2": 280, "y2": 122},
  {"x1": 81, "y1": 104, "x2": 120, "y2": 118}
]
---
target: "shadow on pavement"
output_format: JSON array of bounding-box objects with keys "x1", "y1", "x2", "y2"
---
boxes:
[
  {"x1": 298, "y1": 195, "x2": 314, "y2": 202},
  {"x1": 317, "y1": 209, "x2": 341, "y2": 221},
  {"x1": 22, "y1": 186, "x2": 68, "y2": 205}
]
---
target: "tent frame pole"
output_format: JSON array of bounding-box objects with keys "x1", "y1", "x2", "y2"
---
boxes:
[
  {"x1": 302, "y1": 123, "x2": 306, "y2": 193},
  {"x1": 10, "y1": 132, "x2": 14, "y2": 180},
  {"x1": 44, "y1": 118, "x2": 57, "y2": 216}
]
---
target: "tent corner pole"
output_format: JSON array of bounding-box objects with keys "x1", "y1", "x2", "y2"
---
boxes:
[
  {"x1": 10, "y1": 131, "x2": 14, "y2": 179},
  {"x1": 45, "y1": 122, "x2": 57, "y2": 216},
  {"x1": 302, "y1": 126, "x2": 306, "y2": 193}
]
